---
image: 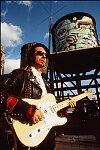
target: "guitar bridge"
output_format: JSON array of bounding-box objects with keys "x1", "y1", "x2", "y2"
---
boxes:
[{"x1": 29, "y1": 124, "x2": 49, "y2": 138}]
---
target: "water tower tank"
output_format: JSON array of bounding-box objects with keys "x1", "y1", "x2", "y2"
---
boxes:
[
  {"x1": 50, "y1": 12, "x2": 100, "y2": 73},
  {"x1": 20, "y1": 42, "x2": 34, "y2": 69},
  {"x1": 52, "y1": 12, "x2": 99, "y2": 52}
]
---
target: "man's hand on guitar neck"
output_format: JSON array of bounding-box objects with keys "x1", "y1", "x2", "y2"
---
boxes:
[{"x1": 68, "y1": 97, "x2": 76, "y2": 108}]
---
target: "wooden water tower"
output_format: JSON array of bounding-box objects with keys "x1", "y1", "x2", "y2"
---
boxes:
[{"x1": 49, "y1": 12, "x2": 100, "y2": 101}]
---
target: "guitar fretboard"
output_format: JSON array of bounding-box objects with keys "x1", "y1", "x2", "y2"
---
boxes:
[{"x1": 53, "y1": 92, "x2": 94, "y2": 112}]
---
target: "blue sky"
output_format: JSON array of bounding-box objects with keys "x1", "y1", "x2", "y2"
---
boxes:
[{"x1": 1, "y1": 1, "x2": 100, "y2": 74}]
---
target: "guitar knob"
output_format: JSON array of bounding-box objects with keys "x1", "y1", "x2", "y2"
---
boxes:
[
  {"x1": 29, "y1": 134, "x2": 32, "y2": 137},
  {"x1": 38, "y1": 129, "x2": 41, "y2": 132},
  {"x1": 44, "y1": 110, "x2": 47, "y2": 113}
]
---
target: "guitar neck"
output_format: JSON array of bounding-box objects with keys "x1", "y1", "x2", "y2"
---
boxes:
[{"x1": 53, "y1": 92, "x2": 91, "y2": 112}]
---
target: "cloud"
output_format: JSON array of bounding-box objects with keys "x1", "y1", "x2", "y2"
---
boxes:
[
  {"x1": 1, "y1": 22, "x2": 23, "y2": 48},
  {"x1": 16, "y1": 1, "x2": 33, "y2": 11},
  {"x1": 4, "y1": 58, "x2": 20, "y2": 74},
  {"x1": 6, "y1": 1, "x2": 32, "y2": 6},
  {"x1": 5, "y1": 1, "x2": 12, "y2": 4},
  {"x1": 5, "y1": 1, "x2": 33, "y2": 10},
  {"x1": 1, "y1": 9, "x2": 8, "y2": 18},
  {"x1": 44, "y1": 32, "x2": 49, "y2": 39},
  {"x1": 17, "y1": 1, "x2": 32, "y2": 7},
  {"x1": 6, "y1": 48, "x2": 15, "y2": 59}
]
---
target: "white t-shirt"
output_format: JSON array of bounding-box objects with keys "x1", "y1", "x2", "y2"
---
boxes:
[{"x1": 31, "y1": 67, "x2": 47, "y2": 97}]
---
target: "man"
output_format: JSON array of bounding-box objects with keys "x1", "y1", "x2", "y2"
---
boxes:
[{"x1": 1, "y1": 42, "x2": 76, "y2": 150}]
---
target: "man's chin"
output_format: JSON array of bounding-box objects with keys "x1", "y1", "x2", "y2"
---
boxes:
[
  {"x1": 40, "y1": 62, "x2": 45, "y2": 66},
  {"x1": 39, "y1": 64, "x2": 45, "y2": 68}
]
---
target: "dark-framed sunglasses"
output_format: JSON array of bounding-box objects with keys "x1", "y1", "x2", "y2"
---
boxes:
[{"x1": 35, "y1": 51, "x2": 48, "y2": 58}]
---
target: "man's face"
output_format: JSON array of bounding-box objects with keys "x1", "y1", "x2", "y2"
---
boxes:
[{"x1": 34, "y1": 46, "x2": 47, "y2": 68}]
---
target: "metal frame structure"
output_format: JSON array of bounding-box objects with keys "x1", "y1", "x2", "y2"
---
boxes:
[
  {"x1": 49, "y1": 47, "x2": 100, "y2": 101},
  {"x1": 49, "y1": 68, "x2": 100, "y2": 100}
]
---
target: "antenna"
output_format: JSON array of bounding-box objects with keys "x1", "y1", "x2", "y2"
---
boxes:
[
  {"x1": 48, "y1": 16, "x2": 53, "y2": 51},
  {"x1": 38, "y1": 2, "x2": 68, "y2": 51}
]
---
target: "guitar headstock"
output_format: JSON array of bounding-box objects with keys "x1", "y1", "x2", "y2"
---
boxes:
[{"x1": 84, "y1": 91, "x2": 95, "y2": 96}]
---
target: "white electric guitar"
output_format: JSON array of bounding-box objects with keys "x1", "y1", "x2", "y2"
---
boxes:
[{"x1": 12, "y1": 91, "x2": 94, "y2": 147}]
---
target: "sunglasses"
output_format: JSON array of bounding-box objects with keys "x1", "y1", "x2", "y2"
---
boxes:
[{"x1": 35, "y1": 51, "x2": 48, "y2": 58}]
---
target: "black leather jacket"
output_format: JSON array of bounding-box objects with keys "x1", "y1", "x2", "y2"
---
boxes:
[
  {"x1": 0, "y1": 67, "x2": 56, "y2": 149},
  {"x1": 0, "y1": 66, "x2": 52, "y2": 115}
]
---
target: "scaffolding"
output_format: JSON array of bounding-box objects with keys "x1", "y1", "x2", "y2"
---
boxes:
[{"x1": 49, "y1": 47, "x2": 100, "y2": 101}]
